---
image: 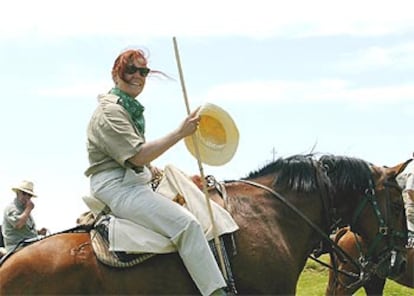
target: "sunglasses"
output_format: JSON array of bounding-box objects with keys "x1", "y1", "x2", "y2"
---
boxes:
[
  {"x1": 22, "y1": 191, "x2": 33, "y2": 197},
  {"x1": 125, "y1": 65, "x2": 151, "y2": 77}
]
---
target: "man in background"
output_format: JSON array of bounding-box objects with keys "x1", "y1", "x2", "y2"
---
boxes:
[{"x1": 1, "y1": 180, "x2": 47, "y2": 252}]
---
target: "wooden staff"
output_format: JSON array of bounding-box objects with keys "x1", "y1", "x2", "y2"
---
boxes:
[{"x1": 172, "y1": 36, "x2": 228, "y2": 280}]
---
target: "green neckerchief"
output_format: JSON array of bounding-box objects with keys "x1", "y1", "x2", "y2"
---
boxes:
[{"x1": 110, "y1": 87, "x2": 145, "y2": 134}]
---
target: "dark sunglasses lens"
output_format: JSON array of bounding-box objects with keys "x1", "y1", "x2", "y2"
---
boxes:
[
  {"x1": 139, "y1": 68, "x2": 150, "y2": 77},
  {"x1": 125, "y1": 65, "x2": 150, "y2": 77},
  {"x1": 125, "y1": 65, "x2": 138, "y2": 75}
]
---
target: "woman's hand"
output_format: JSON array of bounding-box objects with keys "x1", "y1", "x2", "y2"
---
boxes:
[{"x1": 177, "y1": 107, "x2": 201, "y2": 138}]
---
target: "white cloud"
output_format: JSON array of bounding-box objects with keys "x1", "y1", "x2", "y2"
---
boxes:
[
  {"x1": 204, "y1": 79, "x2": 414, "y2": 104},
  {"x1": 2, "y1": 0, "x2": 414, "y2": 39},
  {"x1": 339, "y1": 42, "x2": 414, "y2": 72}
]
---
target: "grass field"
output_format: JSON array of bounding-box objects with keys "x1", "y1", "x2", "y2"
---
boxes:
[{"x1": 296, "y1": 255, "x2": 413, "y2": 295}]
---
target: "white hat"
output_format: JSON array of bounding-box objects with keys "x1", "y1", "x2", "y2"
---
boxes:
[
  {"x1": 12, "y1": 180, "x2": 37, "y2": 197},
  {"x1": 184, "y1": 103, "x2": 239, "y2": 166}
]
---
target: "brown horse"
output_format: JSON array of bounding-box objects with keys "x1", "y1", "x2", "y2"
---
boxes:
[
  {"x1": 0, "y1": 154, "x2": 408, "y2": 295},
  {"x1": 326, "y1": 158, "x2": 413, "y2": 295}
]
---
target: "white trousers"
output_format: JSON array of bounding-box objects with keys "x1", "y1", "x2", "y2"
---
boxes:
[{"x1": 90, "y1": 167, "x2": 226, "y2": 296}]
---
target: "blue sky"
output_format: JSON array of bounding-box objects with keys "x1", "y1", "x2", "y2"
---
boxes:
[{"x1": 1, "y1": 0, "x2": 413, "y2": 232}]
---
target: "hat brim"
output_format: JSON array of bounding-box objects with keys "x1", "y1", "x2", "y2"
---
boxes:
[
  {"x1": 12, "y1": 187, "x2": 37, "y2": 197},
  {"x1": 184, "y1": 103, "x2": 239, "y2": 166}
]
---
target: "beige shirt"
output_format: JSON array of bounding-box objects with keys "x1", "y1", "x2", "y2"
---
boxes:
[{"x1": 85, "y1": 93, "x2": 145, "y2": 177}]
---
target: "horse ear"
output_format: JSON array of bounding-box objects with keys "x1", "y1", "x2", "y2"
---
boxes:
[{"x1": 385, "y1": 160, "x2": 410, "y2": 178}]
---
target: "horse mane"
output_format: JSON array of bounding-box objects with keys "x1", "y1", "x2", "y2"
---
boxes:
[
  {"x1": 243, "y1": 153, "x2": 377, "y2": 195},
  {"x1": 319, "y1": 154, "x2": 373, "y2": 192},
  {"x1": 244, "y1": 154, "x2": 323, "y2": 193}
]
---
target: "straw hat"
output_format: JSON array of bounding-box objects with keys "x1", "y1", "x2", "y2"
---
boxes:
[
  {"x1": 184, "y1": 103, "x2": 239, "y2": 166},
  {"x1": 11, "y1": 180, "x2": 37, "y2": 197}
]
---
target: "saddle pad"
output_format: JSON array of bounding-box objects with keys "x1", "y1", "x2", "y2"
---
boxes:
[{"x1": 90, "y1": 229, "x2": 155, "y2": 268}]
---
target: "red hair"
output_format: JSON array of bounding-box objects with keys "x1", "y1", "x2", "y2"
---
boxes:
[
  {"x1": 111, "y1": 49, "x2": 149, "y2": 83},
  {"x1": 111, "y1": 48, "x2": 169, "y2": 82}
]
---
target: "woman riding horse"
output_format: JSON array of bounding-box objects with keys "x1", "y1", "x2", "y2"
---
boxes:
[{"x1": 0, "y1": 154, "x2": 408, "y2": 295}]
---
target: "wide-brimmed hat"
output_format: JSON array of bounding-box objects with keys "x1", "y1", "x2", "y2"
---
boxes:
[
  {"x1": 184, "y1": 103, "x2": 239, "y2": 166},
  {"x1": 11, "y1": 180, "x2": 37, "y2": 197}
]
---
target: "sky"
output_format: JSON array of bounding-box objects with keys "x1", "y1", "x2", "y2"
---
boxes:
[{"x1": 0, "y1": 0, "x2": 413, "y2": 233}]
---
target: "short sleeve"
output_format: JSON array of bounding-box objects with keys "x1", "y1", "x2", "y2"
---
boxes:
[
  {"x1": 92, "y1": 103, "x2": 144, "y2": 166},
  {"x1": 4, "y1": 206, "x2": 20, "y2": 227}
]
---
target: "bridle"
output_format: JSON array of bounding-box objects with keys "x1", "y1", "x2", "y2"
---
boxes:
[
  {"x1": 326, "y1": 159, "x2": 412, "y2": 292},
  {"x1": 332, "y1": 175, "x2": 406, "y2": 291},
  {"x1": 351, "y1": 178, "x2": 405, "y2": 255}
]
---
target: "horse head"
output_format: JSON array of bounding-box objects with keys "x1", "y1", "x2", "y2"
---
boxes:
[{"x1": 321, "y1": 155, "x2": 408, "y2": 283}]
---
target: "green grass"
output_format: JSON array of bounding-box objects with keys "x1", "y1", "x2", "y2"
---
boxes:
[{"x1": 296, "y1": 255, "x2": 413, "y2": 295}]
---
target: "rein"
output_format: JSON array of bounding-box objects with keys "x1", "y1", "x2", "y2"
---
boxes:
[
  {"x1": 223, "y1": 179, "x2": 359, "y2": 270},
  {"x1": 237, "y1": 179, "x2": 334, "y2": 243}
]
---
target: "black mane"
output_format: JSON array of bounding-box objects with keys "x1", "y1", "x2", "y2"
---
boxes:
[
  {"x1": 319, "y1": 154, "x2": 373, "y2": 192},
  {"x1": 244, "y1": 154, "x2": 323, "y2": 193},
  {"x1": 243, "y1": 153, "x2": 375, "y2": 194}
]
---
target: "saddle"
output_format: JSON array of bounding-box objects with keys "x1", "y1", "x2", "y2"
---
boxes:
[
  {"x1": 81, "y1": 195, "x2": 237, "y2": 265},
  {"x1": 89, "y1": 216, "x2": 155, "y2": 268},
  {"x1": 78, "y1": 196, "x2": 155, "y2": 267},
  {"x1": 90, "y1": 215, "x2": 237, "y2": 294}
]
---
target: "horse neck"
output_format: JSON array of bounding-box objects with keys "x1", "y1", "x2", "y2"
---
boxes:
[{"x1": 225, "y1": 179, "x2": 326, "y2": 258}]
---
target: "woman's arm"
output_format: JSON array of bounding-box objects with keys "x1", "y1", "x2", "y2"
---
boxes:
[{"x1": 128, "y1": 108, "x2": 200, "y2": 166}]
